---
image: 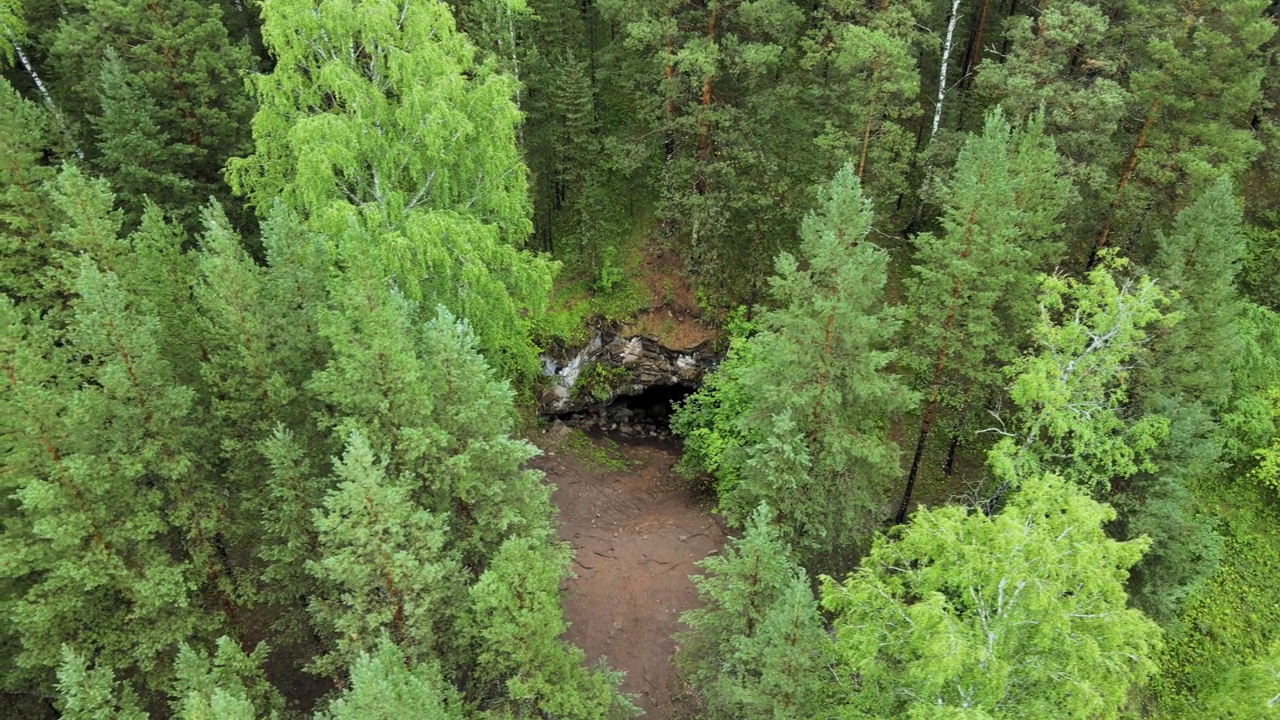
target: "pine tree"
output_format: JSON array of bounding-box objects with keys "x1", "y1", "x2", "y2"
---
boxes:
[
  {"x1": 674, "y1": 166, "x2": 912, "y2": 554},
  {"x1": 467, "y1": 535, "x2": 635, "y2": 719},
  {"x1": 896, "y1": 110, "x2": 1069, "y2": 523},
  {"x1": 1088, "y1": 0, "x2": 1274, "y2": 267},
  {"x1": 55, "y1": 648, "x2": 148, "y2": 720},
  {"x1": 170, "y1": 638, "x2": 283, "y2": 720},
  {"x1": 805, "y1": 0, "x2": 924, "y2": 221},
  {"x1": 972, "y1": 0, "x2": 1130, "y2": 251},
  {"x1": 305, "y1": 432, "x2": 457, "y2": 677},
  {"x1": 319, "y1": 638, "x2": 462, "y2": 720},
  {"x1": 1, "y1": 261, "x2": 208, "y2": 689},
  {"x1": 598, "y1": 0, "x2": 821, "y2": 300},
  {"x1": 823, "y1": 474, "x2": 1163, "y2": 718},
  {"x1": 676, "y1": 504, "x2": 832, "y2": 720}
]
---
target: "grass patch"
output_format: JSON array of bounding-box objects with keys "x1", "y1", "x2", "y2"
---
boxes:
[{"x1": 561, "y1": 430, "x2": 636, "y2": 473}]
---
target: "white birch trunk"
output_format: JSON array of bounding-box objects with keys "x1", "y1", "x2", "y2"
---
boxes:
[
  {"x1": 11, "y1": 40, "x2": 85, "y2": 159},
  {"x1": 930, "y1": 0, "x2": 963, "y2": 140}
]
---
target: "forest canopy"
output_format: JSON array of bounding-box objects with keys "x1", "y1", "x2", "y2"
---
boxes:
[{"x1": 3, "y1": 0, "x2": 1280, "y2": 718}]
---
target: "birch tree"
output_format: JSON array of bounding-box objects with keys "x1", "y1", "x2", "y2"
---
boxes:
[
  {"x1": 227, "y1": 0, "x2": 553, "y2": 379},
  {"x1": 823, "y1": 473, "x2": 1162, "y2": 719}
]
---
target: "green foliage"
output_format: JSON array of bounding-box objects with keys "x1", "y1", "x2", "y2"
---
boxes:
[
  {"x1": 319, "y1": 638, "x2": 462, "y2": 720},
  {"x1": 973, "y1": 1, "x2": 1128, "y2": 247},
  {"x1": 561, "y1": 430, "x2": 633, "y2": 473},
  {"x1": 806, "y1": 11, "x2": 921, "y2": 221},
  {"x1": 1147, "y1": 177, "x2": 1248, "y2": 408},
  {"x1": 822, "y1": 474, "x2": 1162, "y2": 719},
  {"x1": 1254, "y1": 388, "x2": 1280, "y2": 496},
  {"x1": 676, "y1": 504, "x2": 833, "y2": 720},
  {"x1": 468, "y1": 535, "x2": 638, "y2": 719},
  {"x1": 905, "y1": 110, "x2": 1070, "y2": 403},
  {"x1": 671, "y1": 309, "x2": 758, "y2": 484},
  {"x1": 989, "y1": 257, "x2": 1173, "y2": 492},
  {"x1": 1241, "y1": 215, "x2": 1280, "y2": 311},
  {"x1": 1204, "y1": 639, "x2": 1280, "y2": 719},
  {"x1": 897, "y1": 110, "x2": 1071, "y2": 521},
  {"x1": 1148, "y1": 475, "x2": 1280, "y2": 718},
  {"x1": 573, "y1": 361, "x2": 632, "y2": 403},
  {"x1": 1, "y1": 260, "x2": 207, "y2": 689},
  {"x1": 228, "y1": 0, "x2": 553, "y2": 381},
  {"x1": 8, "y1": 0, "x2": 1280, "y2": 715},
  {"x1": 0, "y1": 0, "x2": 22, "y2": 63}
]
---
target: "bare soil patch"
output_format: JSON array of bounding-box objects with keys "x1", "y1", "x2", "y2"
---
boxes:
[
  {"x1": 621, "y1": 249, "x2": 720, "y2": 352},
  {"x1": 532, "y1": 431, "x2": 726, "y2": 718}
]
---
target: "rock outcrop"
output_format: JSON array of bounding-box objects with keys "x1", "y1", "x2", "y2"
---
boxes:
[{"x1": 539, "y1": 331, "x2": 719, "y2": 416}]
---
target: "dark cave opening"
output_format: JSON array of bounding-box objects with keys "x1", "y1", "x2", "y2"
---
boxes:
[
  {"x1": 547, "y1": 383, "x2": 698, "y2": 438},
  {"x1": 611, "y1": 383, "x2": 697, "y2": 428}
]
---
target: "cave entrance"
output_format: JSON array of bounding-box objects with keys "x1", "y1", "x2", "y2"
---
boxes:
[
  {"x1": 549, "y1": 382, "x2": 698, "y2": 438},
  {"x1": 613, "y1": 383, "x2": 696, "y2": 429}
]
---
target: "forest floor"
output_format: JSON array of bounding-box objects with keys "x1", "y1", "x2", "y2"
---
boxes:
[{"x1": 531, "y1": 428, "x2": 726, "y2": 718}]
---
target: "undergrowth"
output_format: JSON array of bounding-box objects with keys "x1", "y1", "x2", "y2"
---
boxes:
[{"x1": 562, "y1": 430, "x2": 636, "y2": 473}]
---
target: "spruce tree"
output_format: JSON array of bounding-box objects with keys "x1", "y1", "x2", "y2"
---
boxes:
[
  {"x1": 89, "y1": 49, "x2": 193, "y2": 225},
  {"x1": 676, "y1": 504, "x2": 833, "y2": 720},
  {"x1": 1114, "y1": 178, "x2": 1248, "y2": 622},
  {"x1": 0, "y1": 76, "x2": 60, "y2": 304}
]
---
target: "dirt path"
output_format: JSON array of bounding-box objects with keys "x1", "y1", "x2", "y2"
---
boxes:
[{"x1": 532, "y1": 430, "x2": 726, "y2": 718}]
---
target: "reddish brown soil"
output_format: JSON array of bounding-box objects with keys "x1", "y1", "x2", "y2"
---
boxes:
[{"x1": 532, "y1": 432, "x2": 726, "y2": 718}]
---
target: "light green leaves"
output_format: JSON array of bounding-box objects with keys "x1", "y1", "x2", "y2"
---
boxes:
[{"x1": 823, "y1": 474, "x2": 1162, "y2": 719}]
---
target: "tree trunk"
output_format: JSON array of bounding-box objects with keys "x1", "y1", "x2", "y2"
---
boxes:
[
  {"x1": 930, "y1": 0, "x2": 964, "y2": 140},
  {"x1": 857, "y1": 60, "x2": 882, "y2": 180},
  {"x1": 1088, "y1": 100, "x2": 1160, "y2": 269},
  {"x1": 895, "y1": 202, "x2": 980, "y2": 525},
  {"x1": 857, "y1": 115, "x2": 875, "y2": 180},
  {"x1": 963, "y1": 0, "x2": 991, "y2": 82},
  {"x1": 696, "y1": 5, "x2": 720, "y2": 167},
  {"x1": 9, "y1": 40, "x2": 85, "y2": 159},
  {"x1": 943, "y1": 432, "x2": 961, "y2": 476}
]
